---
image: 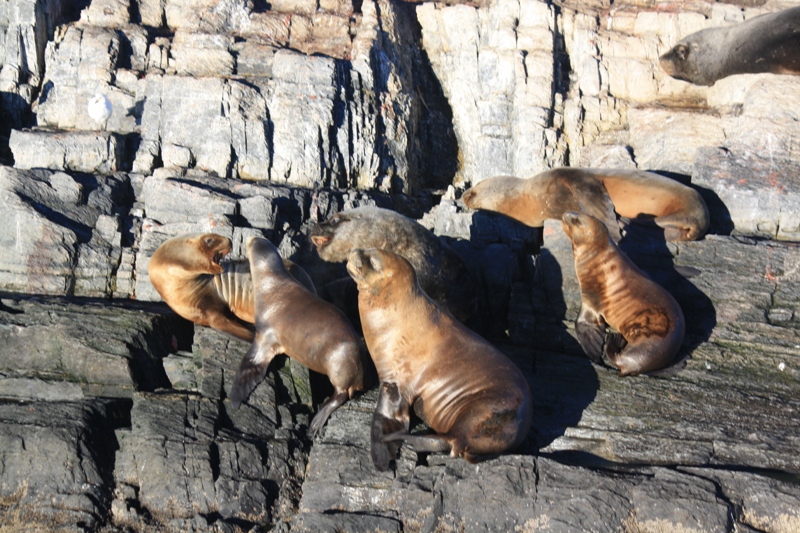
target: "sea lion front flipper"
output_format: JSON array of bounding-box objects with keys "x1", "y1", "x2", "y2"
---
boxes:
[
  {"x1": 229, "y1": 340, "x2": 277, "y2": 409},
  {"x1": 382, "y1": 432, "x2": 451, "y2": 454},
  {"x1": 309, "y1": 390, "x2": 349, "y2": 437},
  {"x1": 370, "y1": 382, "x2": 410, "y2": 472},
  {"x1": 207, "y1": 312, "x2": 255, "y2": 343},
  {"x1": 575, "y1": 304, "x2": 607, "y2": 363}
]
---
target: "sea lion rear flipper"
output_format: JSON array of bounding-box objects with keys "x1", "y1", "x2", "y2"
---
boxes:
[
  {"x1": 370, "y1": 382, "x2": 410, "y2": 471},
  {"x1": 575, "y1": 304, "x2": 606, "y2": 364},
  {"x1": 230, "y1": 342, "x2": 275, "y2": 409},
  {"x1": 604, "y1": 332, "x2": 627, "y2": 360}
]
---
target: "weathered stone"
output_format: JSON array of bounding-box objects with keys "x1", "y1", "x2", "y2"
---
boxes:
[
  {"x1": 10, "y1": 130, "x2": 124, "y2": 174},
  {"x1": 417, "y1": 0, "x2": 563, "y2": 187},
  {"x1": 0, "y1": 400, "x2": 125, "y2": 531},
  {"x1": 693, "y1": 147, "x2": 800, "y2": 241},
  {"x1": 79, "y1": 0, "x2": 131, "y2": 28},
  {"x1": 0, "y1": 166, "x2": 131, "y2": 296},
  {"x1": 0, "y1": 294, "x2": 176, "y2": 395}
]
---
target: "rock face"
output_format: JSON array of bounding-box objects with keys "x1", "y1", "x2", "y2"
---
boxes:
[{"x1": 1, "y1": 0, "x2": 800, "y2": 531}]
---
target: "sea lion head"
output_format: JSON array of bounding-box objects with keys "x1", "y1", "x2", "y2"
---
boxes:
[
  {"x1": 659, "y1": 37, "x2": 707, "y2": 85},
  {"x1": 561, "y1": 211, "x2": 610, "y2": 247},
  {"x1": 461, "y1": 176, "x2": 524, "y2": 214},
  {"x1": 346, "y1": 248, "x2": 415, "y2": 294},
  {"x1": 246, "y1": 236, "x2": 287, "y2": 272},
  {"x1": 310, "y1": 209, "x2": 370, "y2": 262},
  {"x1": 163, "y1": 232, "x2": 232, "y2": 275}
]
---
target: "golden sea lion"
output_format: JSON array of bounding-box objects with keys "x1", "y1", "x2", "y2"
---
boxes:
[
  {"x1": 346, "y1": 248, "x2": 532, "y2": 470},
  {"x1": 148, "y1": 232, "x2": 315, "y2": 342},
  {"x1": 230, "y1": 237, "x2": 367, "y2": 435},
  {"x1": 660, "y1": 6, "x2": 800, "y2": 86},
  {"x1": 310, "y1": 206, "x2": 477, "y2": 322},
  {"x1": 461, "y1": 168, "x2": 709, "y2": 242},
  {"x1": 562, "y1": 211, "x2": 686, "y2": 376}
]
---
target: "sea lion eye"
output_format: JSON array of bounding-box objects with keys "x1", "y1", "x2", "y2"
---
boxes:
[
  {"x1": 204, "y1": 236, "x2": 216, "y2": 248},
  {"x1": 676, "y1": 44, "x2": 688, "y2": 61}
]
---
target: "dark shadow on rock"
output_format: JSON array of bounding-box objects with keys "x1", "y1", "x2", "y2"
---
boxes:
[
  {"x1": 528, "y1": 246, "x2": 600, "y2": 451},
  {"x1": 618, "y1": 232, "x2": 717, "y2": 362},
  {"x1": 463, "y1": 214, "x2": 599, "y2": 454},
  {"x1": 695, "y1": 184, "x2": 734, "y2": 236},
  {"x1": 0, "y1": 91, "x2": 34, "y2": 165}
]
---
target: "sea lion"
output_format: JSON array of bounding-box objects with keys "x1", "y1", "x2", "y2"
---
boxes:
[
  {"x1": 346, "y1": 248, "x2": 532, "y2": 470},
  {"x1": 231, "y1": 237, "x2": 367, "y2": 435},
  {"x1": 461, "y1": 168, "x2": 709, "y2": 242},
  {"x1": 659, "y1": 6, "x2": 800, "y2": 86},
  {"x1": 148, "y1": 233, "x2": 316, "y2": 342},
  {"x1": 310, "y1": 206, "x2": 477, "y2": 322},
  {"x1": 561, "y1": 211, "x2": 685, "y2": 376}
]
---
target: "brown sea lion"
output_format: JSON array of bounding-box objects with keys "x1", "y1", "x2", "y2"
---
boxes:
[
  {"x1": 562, "y1": 211, "x2": 685, "y2": 376},
  {"x1": 346, "y1": 248, "x2": 532, "y2": 470},
  {"x1": 231, "y1": 237, "x2": 367, "y2": 435},
  {"x1": 310, "y1": 206, "x2": 477, "y2": 322},
  {"x1": 461, "y1": 168, "x2": 709, "y2": 242},
  {"x1": 148, "y1": 233, "x2": 315, "y2": 342},
  {"x1": 660, "y1": 6, "x2": 800, "y2": 86}
]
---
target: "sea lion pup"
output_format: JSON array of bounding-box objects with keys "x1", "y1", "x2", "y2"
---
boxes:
[
  {"x1": 462, "y1": 168, "x2": 709, "y2": 242},
  {"x1": 562, "y1": 212, "x2": 685, "y2": 376},
  {"x1": 659, "y1": 6, "x2": 800, "y2": 86},
  {"x1": 230, "y1": 237, "x2": 366, "y2": 435},
  {"x1": 149, "y1": 233, "x2": 316, "y2": 343},
  {"x1": 346, "y1": 248, "x2": 532, "y2": 470},
  {"x1": 310, "y1": 206, "x2": 477, "y2": 322}
]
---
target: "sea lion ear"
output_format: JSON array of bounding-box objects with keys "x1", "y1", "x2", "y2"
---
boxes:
[
  {"x1": 676, "y1": 44, "x2": 688, "y2": 61},
  {"x1": 369, "y1": 253, "x2": 383, "y2": 272}
]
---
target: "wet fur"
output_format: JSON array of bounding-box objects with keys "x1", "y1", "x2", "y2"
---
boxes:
[
  {"x1": 462, "y1": 168, "x2": 709, "y2": 242},
  {"x1": 230, "y1": 237, "x2": 366, "y2": 436},
  {"x1": 660, "y1": 6, "x2": 800, "y2": 85},
  {"x1": 310, "y1": 206, "x2": 477, "y2": 322},
  {"x1": 562, "y1": 212, "x2": 686, "y2": 376},
  {"x1": 347, "y1": 248, "x2": 532, "y2": 470}
]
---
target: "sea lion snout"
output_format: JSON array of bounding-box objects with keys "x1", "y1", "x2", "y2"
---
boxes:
[
  {"x1": 310, "y1": 235, "x2": 330, "y2": 248},
  {"x1": 461, "y1": 188, "x2": 476, "y2": 207}
]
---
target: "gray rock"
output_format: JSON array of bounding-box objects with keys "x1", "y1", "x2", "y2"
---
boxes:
[
  {"x1": 694, "y1": 147, "x2": 800, "y2": 241},
  {"x1": 0, "y1": 399, "x2": 124, "y2": 531},
  {"x1": 0, "y1": 294, "x2": 176, "y2": 396},
  {"x1": 10, "y1": 130, "x2": 124, "y2": 174},
  {"x1": 0, "y1": 166, "x2": 131, "y2": 297}
]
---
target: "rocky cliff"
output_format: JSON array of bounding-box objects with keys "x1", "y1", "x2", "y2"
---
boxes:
[{"x1": 0, "y1": 0, "x2": 799, "y2": 531}]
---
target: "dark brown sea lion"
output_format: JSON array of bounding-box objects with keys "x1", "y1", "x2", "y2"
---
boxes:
[
  {"x1": 310, "y1": 206, "x2": 477, "y2": 322},
  {"x1": 148, "y1": 233, "x2": 315, "y2": 342},
  {"x1": 231, "y1": 237, "x2": 367, "y2": 435},
  {"x1": 562, "y1": 211, "x2": 685, "y2": 376},
  {"x1": 346, "y1": 248, "x2": 532, "y2": 470},
  {"x1": 461, "y1": 168, "x2": 709, "y2": 242},
  {"x1": 660, "y1": 6, "x2": 800, "y2": 86}
]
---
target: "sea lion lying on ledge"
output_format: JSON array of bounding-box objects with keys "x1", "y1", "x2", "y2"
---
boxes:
[
  {"x1": 347, "y1": 248, "x2": 532, "y2": 470},
  {"x1": 462, "y1": 168, "x2": 709, "y2": 242},
  {"x1": 231, "y1": 237, "x2": 367, "y2": 435},
  {"x1": 562, "y1": 211, "x2": 686, "y2": 376},
  {"x1": 310, "y1": 206, "x2": 477, "y2": 322},
  {"x1": 660, "y1": 6, "x2": 800, "y2": 86},
  {"x1": 148, "y1": 232, "x2": 315, "y2": 342}
]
